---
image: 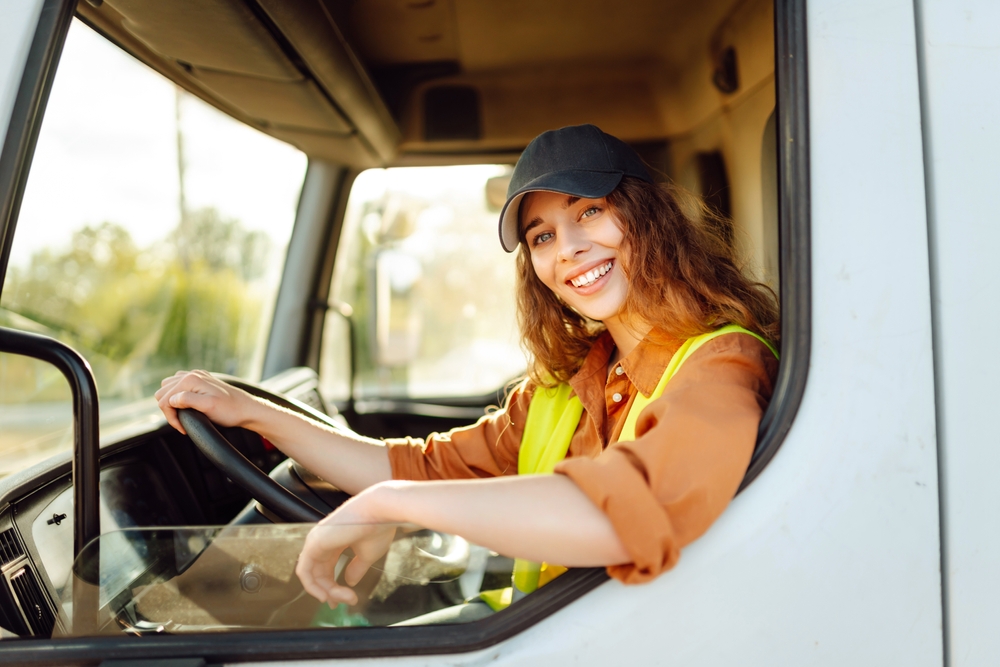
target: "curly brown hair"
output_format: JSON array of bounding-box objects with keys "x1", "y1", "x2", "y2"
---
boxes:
[{"x1": 515, "y1": 176, "x2": 780, "y2": 386}]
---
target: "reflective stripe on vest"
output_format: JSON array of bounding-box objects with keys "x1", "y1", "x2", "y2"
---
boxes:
[{"x1": 480, "y1": 325, "x2": 777, "y2": 611}]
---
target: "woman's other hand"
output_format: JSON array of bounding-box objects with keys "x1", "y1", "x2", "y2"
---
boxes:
[
  {"x1": 155, "y1": 369, "x2": 259, "y2": 435},
  {"x1": 295, "y1": 483, "x2": 404, "y2": 606}
]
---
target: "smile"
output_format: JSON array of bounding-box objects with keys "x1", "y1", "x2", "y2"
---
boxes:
[{"x1": 569, "y1": 260, "x2": 613, "y2": 288}]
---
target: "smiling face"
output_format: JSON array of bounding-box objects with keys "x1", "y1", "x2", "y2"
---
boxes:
[{"x1": 521, "y1": 190, "x2": 629, "y2": 326}]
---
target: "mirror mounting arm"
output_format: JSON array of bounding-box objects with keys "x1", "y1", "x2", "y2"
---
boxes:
[{"x1": 0, "y1": 327, "x2": 100, "y2": 557}]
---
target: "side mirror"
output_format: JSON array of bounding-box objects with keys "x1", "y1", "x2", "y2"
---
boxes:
[
  {"x1": 319, "y1": 302, "x2": 355, "y2": 406},
  {"x1": 374, "y1": 249, "x2": 424, "y2": 367},
  {"x1": 485, "y1": 174, "x2": 511, "y2": 212}
]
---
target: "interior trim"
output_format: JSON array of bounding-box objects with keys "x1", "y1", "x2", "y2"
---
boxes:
[
  {"x1": 0, "y1": 0, "x2": 76, "y2": 296},
  {"x1": 739, "y1": 0, "x2": 811, "y2": 492},
  {"x1": 262, "y1": 161, "x2": 346, "y2": 380},
  {"x1": 0, "y1": 568, "x2": 607, "y2": 663},
  {"x1": 352, "y1": 399, "x2": 491, "y2": 421}
]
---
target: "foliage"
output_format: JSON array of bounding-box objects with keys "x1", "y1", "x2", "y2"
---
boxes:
[{"x1": 0, "y1": 207, "x2": 274, "y2": 402}]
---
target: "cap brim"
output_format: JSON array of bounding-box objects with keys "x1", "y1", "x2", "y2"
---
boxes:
[{"x1": 498, "y1": 170, "x2": 623, "y2": 252}]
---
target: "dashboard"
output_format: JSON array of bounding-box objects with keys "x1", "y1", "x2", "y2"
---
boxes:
[
  {"x1": 0, "y1": 371, "x2": 320, "y2": 638},
  {"x1": 0, "y1": 370, "x2": 494, "y2": 639},
  {"x1": 32, "y1": 462, "x2": 183, "y2": 611},
  {"x1": 0, "y1": 427, "x2": 281, "y2": 637}
]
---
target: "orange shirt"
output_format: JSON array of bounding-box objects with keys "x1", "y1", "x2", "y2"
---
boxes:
[{"x1": 386, "y1": 329, "x2": 779, "y2": 584}]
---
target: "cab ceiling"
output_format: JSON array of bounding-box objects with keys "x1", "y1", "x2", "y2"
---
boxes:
[{"x1": 77, "y1": 0, "x2": 757, "y2": 167}]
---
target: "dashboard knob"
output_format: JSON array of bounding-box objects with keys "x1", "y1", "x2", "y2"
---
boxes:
[{"x1": 240, "y1": 564, "x2": 264, "y2": 593}]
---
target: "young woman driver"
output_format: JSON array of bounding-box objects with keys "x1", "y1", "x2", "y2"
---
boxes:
[{"x1": 155, "y1": 124, "x2": 780, "y2": 616}]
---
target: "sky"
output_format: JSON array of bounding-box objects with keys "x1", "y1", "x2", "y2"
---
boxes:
[{"x1": 10, "y1": 19, "x2": 308, "y2": 267}]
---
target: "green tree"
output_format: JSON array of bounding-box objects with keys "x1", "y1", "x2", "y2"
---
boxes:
[{"x1": 1, "y1": 207, "x2": 274, "y2": 399}]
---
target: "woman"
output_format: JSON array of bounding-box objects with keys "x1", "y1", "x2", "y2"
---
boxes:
[{"x1": 156, "y1": 124, "x2": 779, "y2": 614}]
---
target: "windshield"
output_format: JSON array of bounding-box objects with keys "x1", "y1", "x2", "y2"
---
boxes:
[
  {"x1": 0, "y1": 20, "x2": 306, "y2": 477},
  {"x1": 55, "y1": 524, "x2": 517, "y2": 635}
]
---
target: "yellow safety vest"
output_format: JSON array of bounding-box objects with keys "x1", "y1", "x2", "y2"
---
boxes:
[{"x1": 479, "y1": 325, "x2": 778, "y2": 611}]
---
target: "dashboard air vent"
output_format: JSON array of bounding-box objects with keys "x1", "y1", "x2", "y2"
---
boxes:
[
  {"x1": 9, "y1": 566, "x2": 54, "y2": 637},
  {"x1": 0, "y1": 528, "x2": 24, "y2": 567}
]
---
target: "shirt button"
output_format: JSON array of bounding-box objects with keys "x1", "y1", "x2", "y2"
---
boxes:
[
  {"x1": 612, "y1": 392, "x2": 623, "y2": 403},
  {"x1": 615, "y1": 366, "x2": 624, "y2": 376}
]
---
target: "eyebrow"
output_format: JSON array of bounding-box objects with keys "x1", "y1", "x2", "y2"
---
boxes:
[{"x1": 521, "y1": 195, "x2": 581, "y2": 237}]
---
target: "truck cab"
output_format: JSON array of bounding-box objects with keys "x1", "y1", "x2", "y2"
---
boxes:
[{"x1": 0, "y1": 0, "x2": 996, "y2": 664}]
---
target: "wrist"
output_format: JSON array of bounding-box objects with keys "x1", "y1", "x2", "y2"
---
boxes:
[
  {"x1": 241, "y1": 395, "x2": 275, "y2": 433},
  {"x1": 367, "y1": 479, "x2": 414, "y2": 524}
]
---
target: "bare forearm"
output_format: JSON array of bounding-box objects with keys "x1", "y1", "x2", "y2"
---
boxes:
[
  {"x1": 158, "y1": 370, "x2": 394, "y2": 494},
  {"x1": 244, "y1": 399, "x2": 392, "y2": 494},
  {"x1": 376, "y1": 475, "x2": 629, "y2": 567},
  {"x1": 299, "y1": 474, "x2": 631, "y2": 606}
]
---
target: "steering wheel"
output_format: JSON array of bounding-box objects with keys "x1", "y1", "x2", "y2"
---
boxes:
[{"x1": 176, "y1": 378, "x2": 331, "y2": 523}]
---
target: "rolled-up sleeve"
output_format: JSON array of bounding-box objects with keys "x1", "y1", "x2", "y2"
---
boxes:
[
  {"x1": 387, "y1": 381, "x2": 533, "y2": 481},
  {"x1": 555, "y1": 335, "x2": 777, "y2": 584}
]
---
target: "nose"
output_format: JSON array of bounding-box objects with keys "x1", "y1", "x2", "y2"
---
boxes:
[{"x1": 555, "y1": 224, "x2": 589, "y2": 262}]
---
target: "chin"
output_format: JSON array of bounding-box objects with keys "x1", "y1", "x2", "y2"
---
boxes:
[{"x1": 574, "y1": 301, "x2": 626, "y2": 323}]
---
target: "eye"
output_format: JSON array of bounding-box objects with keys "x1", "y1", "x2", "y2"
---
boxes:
[
  {"x1": 581, "y1": 205, "x2": 601, "y2": 219},
  {"x1": 531, "y1": 231, "x2": 554, "y2": 247}
]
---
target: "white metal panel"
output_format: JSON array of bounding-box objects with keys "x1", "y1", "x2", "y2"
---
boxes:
[
  {"x1": 915, "y1": 1, "x2": 1000, "y2": 665},
  {"x1": 0, "y1": 0, "x2": 44, "y2": 154},
  {"x1": 266, "y1": 1, "x2": 944, "y2": 664}
]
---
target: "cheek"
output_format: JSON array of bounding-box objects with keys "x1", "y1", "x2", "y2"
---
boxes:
[
  {"x1": 529, "y1": 251, "x2": 556, "y2": 289},
  {"x1": 605, "y1": 224, "x2": 626, "y2": 251},
  {"x1": 591, "y1": 224, "x2": 626, "y2": 264},
  {"x1": 612, "y1": 236, "x2": 632, "y2": 272}
]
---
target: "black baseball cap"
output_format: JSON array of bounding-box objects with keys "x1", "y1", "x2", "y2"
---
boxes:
[{"x1": 498, "y1": 124, "x2": 653, "y2": 252}]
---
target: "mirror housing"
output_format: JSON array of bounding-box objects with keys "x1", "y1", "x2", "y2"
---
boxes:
[{"x1": 374, "y1": 250, "x2": 423, "y2": 367}]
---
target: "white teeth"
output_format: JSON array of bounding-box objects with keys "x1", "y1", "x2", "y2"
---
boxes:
[{"x1": 570, "y1": 261, "x2": 612, "y2": 288}]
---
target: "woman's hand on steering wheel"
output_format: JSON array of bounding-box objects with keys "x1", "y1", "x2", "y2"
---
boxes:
[{"x1": 155, "y1": 369, "x2": 260, "y2": 435}]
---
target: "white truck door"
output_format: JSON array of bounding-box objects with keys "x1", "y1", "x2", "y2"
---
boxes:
[
  {"x1": 348, "y1": 1, "x2": 946, "y2": 663},
  {"x1": 917, "y1": 1, "x2": 1000, "y2": 665},
  {"x1": 0, "y1": 1, "x2": 44, "y2": 147},
  {"x1": 0, "y1": 1, "x2": 958, "y2": 664}
]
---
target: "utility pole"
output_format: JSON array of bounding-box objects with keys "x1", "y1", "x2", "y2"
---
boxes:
[{"x1": 175, "y1": 86, "x2": 189, "y2": 268}]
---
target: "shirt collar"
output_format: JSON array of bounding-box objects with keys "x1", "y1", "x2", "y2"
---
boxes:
[
  {"x1": 619, "y1": 328, "x2": 684, "y2": 396},
  {"x1": 569, "y1": 330, "x2": 616, "y2": 387},
  {"x1": 567, "y1": 328, "x2": 684, "y2": 397}
]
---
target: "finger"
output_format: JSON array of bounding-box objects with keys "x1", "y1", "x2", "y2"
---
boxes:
[
  {"x1": 189, "y1": 369, "x2": 214, "y2": 382},
  {"x1": 156, "y1": 374, "x2": 183, "y2": 390},
  {"x1": 344, "y1": 555, "x2": 374, "y2": 587},
  {"x1": 154, "y1": 379, "x2": 178, "y2": 401},
  {"x1": 168, "y1": 390, "x2": 215, "y2": 413},
  {"x1": 155, "y1": 374, "x2": 199, "y2": 405},
  {"x1": 160, "y1": 371, "x2": 188, "y2": 387},
  {"x1": 310, "y1": 555, "x2": 358, "y2": 607},
  {"x1": 296, "y1": 538, "x2": 346, "y2": 602},
  {"x1": 303, "y1": 560, "x2": 358, "y2": 607},
  {"x1": 324, "y1": 584, "x2": 358, "y2": 607},
  {"x1": 295, "y1": 551, "x2": 329, "y2": 598},
  {"x1": 297, "y1": 566, "x2": 331, "y2": 603},
  {"x1": 156, "y1": 395, "x2": 186, "y2": 435}
]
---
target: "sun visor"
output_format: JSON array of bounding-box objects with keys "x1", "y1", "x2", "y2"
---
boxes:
[
  {"x1": 106, "y1": 0, "x2": 300, "y2": 81},
  {"x1": 190, "y1": 69, "x2": 352, "y2": 135},
  {"x1": 88, "y1": 0, "x2": 400, "y2": 166}
]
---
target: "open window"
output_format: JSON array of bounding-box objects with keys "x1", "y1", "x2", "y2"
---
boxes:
[
  {"x1": 0, "y1": 16, "x2": 306, "y2": 469},
  {"x1": 0, "y1": 0, "x2": 809, "y2": 661}
]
